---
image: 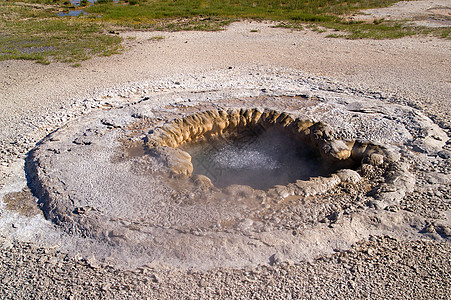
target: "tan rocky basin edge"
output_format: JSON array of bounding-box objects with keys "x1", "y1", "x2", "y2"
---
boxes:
[
  {"x1": 22, "y1": 86, "x2": 446, "y2": 270},
  {"x1": 148, "y1": 108, "x2": 412, "y2": 208}
]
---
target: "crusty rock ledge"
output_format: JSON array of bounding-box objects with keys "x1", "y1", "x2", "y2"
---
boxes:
[{"x1": 146, "y1": 108, "x2": 410, "y2": 208}]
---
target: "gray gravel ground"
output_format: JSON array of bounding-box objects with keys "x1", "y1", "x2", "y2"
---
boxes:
[{"x1": 1, "y1": 236, "x2": 450, "y2": 299}]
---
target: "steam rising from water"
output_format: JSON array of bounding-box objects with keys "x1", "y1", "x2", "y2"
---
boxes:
[
  {"x1": 187, "y1": 128, "x2": 333, "y2": 190},
  {"x1": 214, "y1": 148, "x2": 280, "y2": 170}
]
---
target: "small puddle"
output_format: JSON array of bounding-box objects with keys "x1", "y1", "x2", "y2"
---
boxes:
[
  {"x1": 70, "y1": 0, "x2": 96, "y2": 5},
  {"x1": 57, "y1": 0, "x2": 118, "y2": 17},
  {"x1": 57, "y1": 9, "x2": 88, "y2": 17}
]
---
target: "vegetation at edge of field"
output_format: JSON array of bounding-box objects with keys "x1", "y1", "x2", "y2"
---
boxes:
[
  {"x1": 0, "y1": 1, "x2": 122, "y2": 64},
  {"x1": 0, "y1": 0, "x2": 449, "y2": 64}
]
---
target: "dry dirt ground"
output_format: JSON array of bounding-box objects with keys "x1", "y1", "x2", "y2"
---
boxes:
[{"x1": 0, "y1": 1, "x2": 450, "y2": 298}]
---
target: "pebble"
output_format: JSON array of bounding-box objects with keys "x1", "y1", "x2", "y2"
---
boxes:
[
  {"x1": 337, "y1": 169, "x2": 361, "y2": 184},
  {"x1": 1, "y1": 239, "x2": 13, "y2": 250},
  {"x1": 438, "y1": 150, "x2": 451, "y2": 159}
]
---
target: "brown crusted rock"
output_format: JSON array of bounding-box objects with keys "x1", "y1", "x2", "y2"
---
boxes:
[
  {"x1": 351, "y1": 141, "x2": 369, "y2": 161},
  {"x1": 153, "y1": 147, "x2": 193, "y2": 176},
  {"x1": 225, "y1": 109, "x2": 239, "y2": 128},
  {"x1": 146, "y1": 109, "x2": 318, "y2": 150},
  {"x1": 276, "y1": 112, "x2": 293, "y2": 128},
  {"x1": 320, "y1": 140, "x2": 352, "y2": 161},
  {"x1": 249, "y1": 109, "x2": 263, "y2": 126},
  {"x1": 160, "y1": 126, "x2": 182, "y2": 145},
  {"x1": 294, "y1": 175, "x2": 341, "y2": 197},
  {"x1": 365, "y1": 153, "x2": 384, "y2": 166},
  {"x1": 192, "y1": 174, "x2": 214, "y2": 189},
  {"x1": 336, "y1": 169, "x2": 361, "y2": 184},
  {"x1": 238, "y1": 108, "x2": 250, "y2": 127},
  {"x1": 198, "y1": 112, "x2": 215, "y2": 135},
  {"x1": 224, "y1": 184, "x2": 255, "y2": 198},
  {"x1": 211, "y1": 110, "x2": 229, "y2": 135},
  {"x1": 290, "y1": 119, "x2": 314, "y2": 142},
  {"x1": 241, "y1": 108, "x2": 258, "y2": 126},
  {"x1": 293, "y1": 119, "x2": 314, "y2": 132},
  {"x1": 311, "y1": 122, "x2": 334, "y2": 141},
  {"x1": 263, "y1": 110, "x2": 282, "y2": 126}
]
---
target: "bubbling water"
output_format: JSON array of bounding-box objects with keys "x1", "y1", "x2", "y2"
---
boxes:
[
  {"x1": 213, "y1": 148, "x2": 280, "y2": 170},
  {"x1": 186, "y1": 127, "x2": 336, "y2": 190}
]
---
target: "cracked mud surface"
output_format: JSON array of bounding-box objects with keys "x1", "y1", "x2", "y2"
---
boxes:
[{"x1": 1, "y1": 1, "x2": 450, "y2": 297}]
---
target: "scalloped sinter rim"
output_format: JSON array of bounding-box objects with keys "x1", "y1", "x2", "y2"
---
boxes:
[
  {"x1": 144, "y1": 109, "x2": 400, "y2": 199},
  {"x1": 146, "y1": 108, "x2": 393, "y2": 175}
]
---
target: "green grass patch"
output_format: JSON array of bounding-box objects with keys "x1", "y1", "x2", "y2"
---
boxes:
[
  {"x1": 323, "y1": 20, "x2": 451, "y2": 39},
  {"x1": 0, "y1": 1, "x2": 122, "y2": 63},
  {"x1": 1, "y1": 0, "x2": 449, "y2": 64},
  {"x1": 149, "y1": 35, "x2": 165, "y2": 41},
  {"x1": 324, "y1": 20, "x2": 417, "y2": 39},
  {"x1": 87, "y1": 0, "x2": 401, "y2": 21},
  {"x1": 85, "y1": 0, "x2": 450, "y2": 38}
]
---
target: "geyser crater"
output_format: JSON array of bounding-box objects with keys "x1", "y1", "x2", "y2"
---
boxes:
[
  {"x1": 186, "y1": 127, "x2": 329, "y2": 190},
  {"x1": 25, "y1": 100, "x2": 417, "y2": 270},
  {"x1": 145, "y1": 109, "x2": 383, "y2": 195}
]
